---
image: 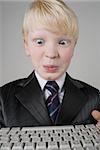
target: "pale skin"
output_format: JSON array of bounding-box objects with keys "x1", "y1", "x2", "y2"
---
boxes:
[{"x1": 24, "y1": 25, "x2": 100, "y2": 126}]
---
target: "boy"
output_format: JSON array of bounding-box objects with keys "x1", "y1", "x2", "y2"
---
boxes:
[{"x1": 0, "y1": 0, "x2": 100, "y2": 127}]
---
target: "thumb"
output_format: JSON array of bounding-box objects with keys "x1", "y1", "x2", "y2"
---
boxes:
[{"x1": 91, "y1": 110, "x2": 100, "y2": 121}]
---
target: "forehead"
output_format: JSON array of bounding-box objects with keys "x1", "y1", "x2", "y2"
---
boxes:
[
  {"x1": 29, "y1": 27, "x2": 69, "y2": 39},
  {"x1": 28, "y1": 17, "x2": 71, "y2": 37}
]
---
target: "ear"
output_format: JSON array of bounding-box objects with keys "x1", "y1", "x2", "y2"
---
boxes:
[
  {"x1": 24, "y1": 39, "x2": 30, "y2": 56},
  {"x1": 72, "y1": 39, "x2": 77, "y2": 53}
]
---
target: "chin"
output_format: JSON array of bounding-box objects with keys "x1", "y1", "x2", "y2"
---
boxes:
[{"x1": 42, "y1": 73, "x2": 61, "y2": 81}]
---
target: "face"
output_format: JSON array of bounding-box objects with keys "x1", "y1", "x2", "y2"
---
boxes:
[{"x1": 24, "y1": 26, "x2": 76, "y2": 80}]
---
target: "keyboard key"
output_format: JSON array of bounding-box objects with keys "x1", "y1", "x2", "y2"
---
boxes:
[
  {"x1": 86, "y1": 147, "x2": 97, "y2": 150},
  {"x1": 48, "y1": 141, "x2": 58, "y2": 149},
  {"x1": 73, "y1": 148, "x2": 84, "y2": 150},
  {"x1": 10, "y1": 134, "x2": 20, "y2": 143},
  {"x1": 92, "y1": 138, "x2": 100, "y2": 147},
  {"x1": 32, "y1": 137, "x2": 41, "y2": 142},
  {"x1": 0, "y1": 136, "x2": 10, "y2": 143},
  {"x1": 36, "y1": 141, "x2": 46, "y2": 149},
  {"x1": 81, "y1": 139, "x2": 93, "y2": 148},
  {"x1": 12, "y1": 142, "x2": 23, "y2": 150},
  {"x1": 24, "y1": 142, "x2": 35, "y2": 150},
  {"x1": 0, "y1": 143, "x2": 12, "y2": 150},
  {"x1": 42, "y1": 136, "x2": 51, "y2": 142},
  {"x1": 59, "y1": 141, "x2": 70, "y2": 149},
  {"x1": 70, "y1": 139, "x2": 82, "y2": 148}
]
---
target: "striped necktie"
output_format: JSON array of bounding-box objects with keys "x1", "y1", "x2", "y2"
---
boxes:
[{"x1": 44, "y1": 81, "x2": 60, "y2": 123}]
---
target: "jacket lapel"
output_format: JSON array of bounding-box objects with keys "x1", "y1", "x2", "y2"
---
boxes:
[
  {"x1": 57, "y1": 74, "x2": 88, "y2": 125},
  {"x1": 15, "y1": 72, "x2": 88, "y2": 125},
  {"x1": 15, "y1": 72, "x2": 51, "y2": 125}
]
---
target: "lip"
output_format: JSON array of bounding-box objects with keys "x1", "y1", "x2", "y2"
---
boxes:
[{"x1": 43, "y1": 65, "x2": 58, "y2": 73}]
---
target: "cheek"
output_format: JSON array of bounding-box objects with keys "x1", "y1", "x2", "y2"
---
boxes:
[
  {"x1": 29, "y1": 48, "x2": 43, "y2": 62},
  {"x1": 25, "y1": 40, "x2": 42, "y2": 59},
  {"x1": 61, "y1": 49, "x2": 74, "y2": 63}
]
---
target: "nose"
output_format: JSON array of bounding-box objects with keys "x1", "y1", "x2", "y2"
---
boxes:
[{"x1": 45, "y1": 44, "x2": 59, "y2": 59}]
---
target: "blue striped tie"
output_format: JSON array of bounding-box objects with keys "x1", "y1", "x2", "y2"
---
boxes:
[{"x1": 44, "y1": 81, "x2": 60, "y2": 123}]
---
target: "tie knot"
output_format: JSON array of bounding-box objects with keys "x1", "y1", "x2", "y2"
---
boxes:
[{"x1": 44, "y1": 81, "x2": 59, "y2": 94}]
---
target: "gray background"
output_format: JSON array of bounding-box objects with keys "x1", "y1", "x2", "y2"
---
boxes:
[{"x1": 0, "y1": 0, "x2": 100, "y2": 90}]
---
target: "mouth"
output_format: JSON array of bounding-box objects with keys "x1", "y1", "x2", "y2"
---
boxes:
[{"x1": 43, "y1": 65, "x2": 58, "y2": 73}]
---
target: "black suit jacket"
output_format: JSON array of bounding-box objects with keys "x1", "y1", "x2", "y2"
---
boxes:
[{"x1": 0, "y1": 71, "x2": 100, "y2": 127}]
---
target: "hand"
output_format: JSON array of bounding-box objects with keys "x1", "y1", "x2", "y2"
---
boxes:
[{"x1": 91, "y1": 110, "x2": 100, "y2": 127}]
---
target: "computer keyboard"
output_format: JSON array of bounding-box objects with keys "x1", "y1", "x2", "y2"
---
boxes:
[{"x1": 0, "y1": 124, "x2": 100, "y2": 150}]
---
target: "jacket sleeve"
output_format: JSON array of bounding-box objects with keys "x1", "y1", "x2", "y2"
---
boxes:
[
  {"x1": 0, "y1": 80, "x2": 24, "y2": 128},
  {"x1": 0, "y1": 88, "x2": 6, "y2": 127},
  {"x1": 0, "y1": 83, "x2": 12, "y2": 127},
  {"x1": 97, "y1": 91, "x2": 100, "y2": 110}
]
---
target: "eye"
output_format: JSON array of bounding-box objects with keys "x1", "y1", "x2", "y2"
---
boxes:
[
  {"x1": 59, "y1": 39, "x2": 71, "y2": 47},
  {"x1": 33, "y1": 39, "x2": 45, "y2": 46}
]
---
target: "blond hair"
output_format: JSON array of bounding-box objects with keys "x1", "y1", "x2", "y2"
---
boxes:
[{"x1": 22, "y1": 0, "x2": 79, "y2": 41}]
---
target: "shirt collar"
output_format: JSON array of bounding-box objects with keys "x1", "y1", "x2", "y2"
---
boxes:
[{"x1": 35, "y1": 71, "x2": 66, "y2": 92}]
